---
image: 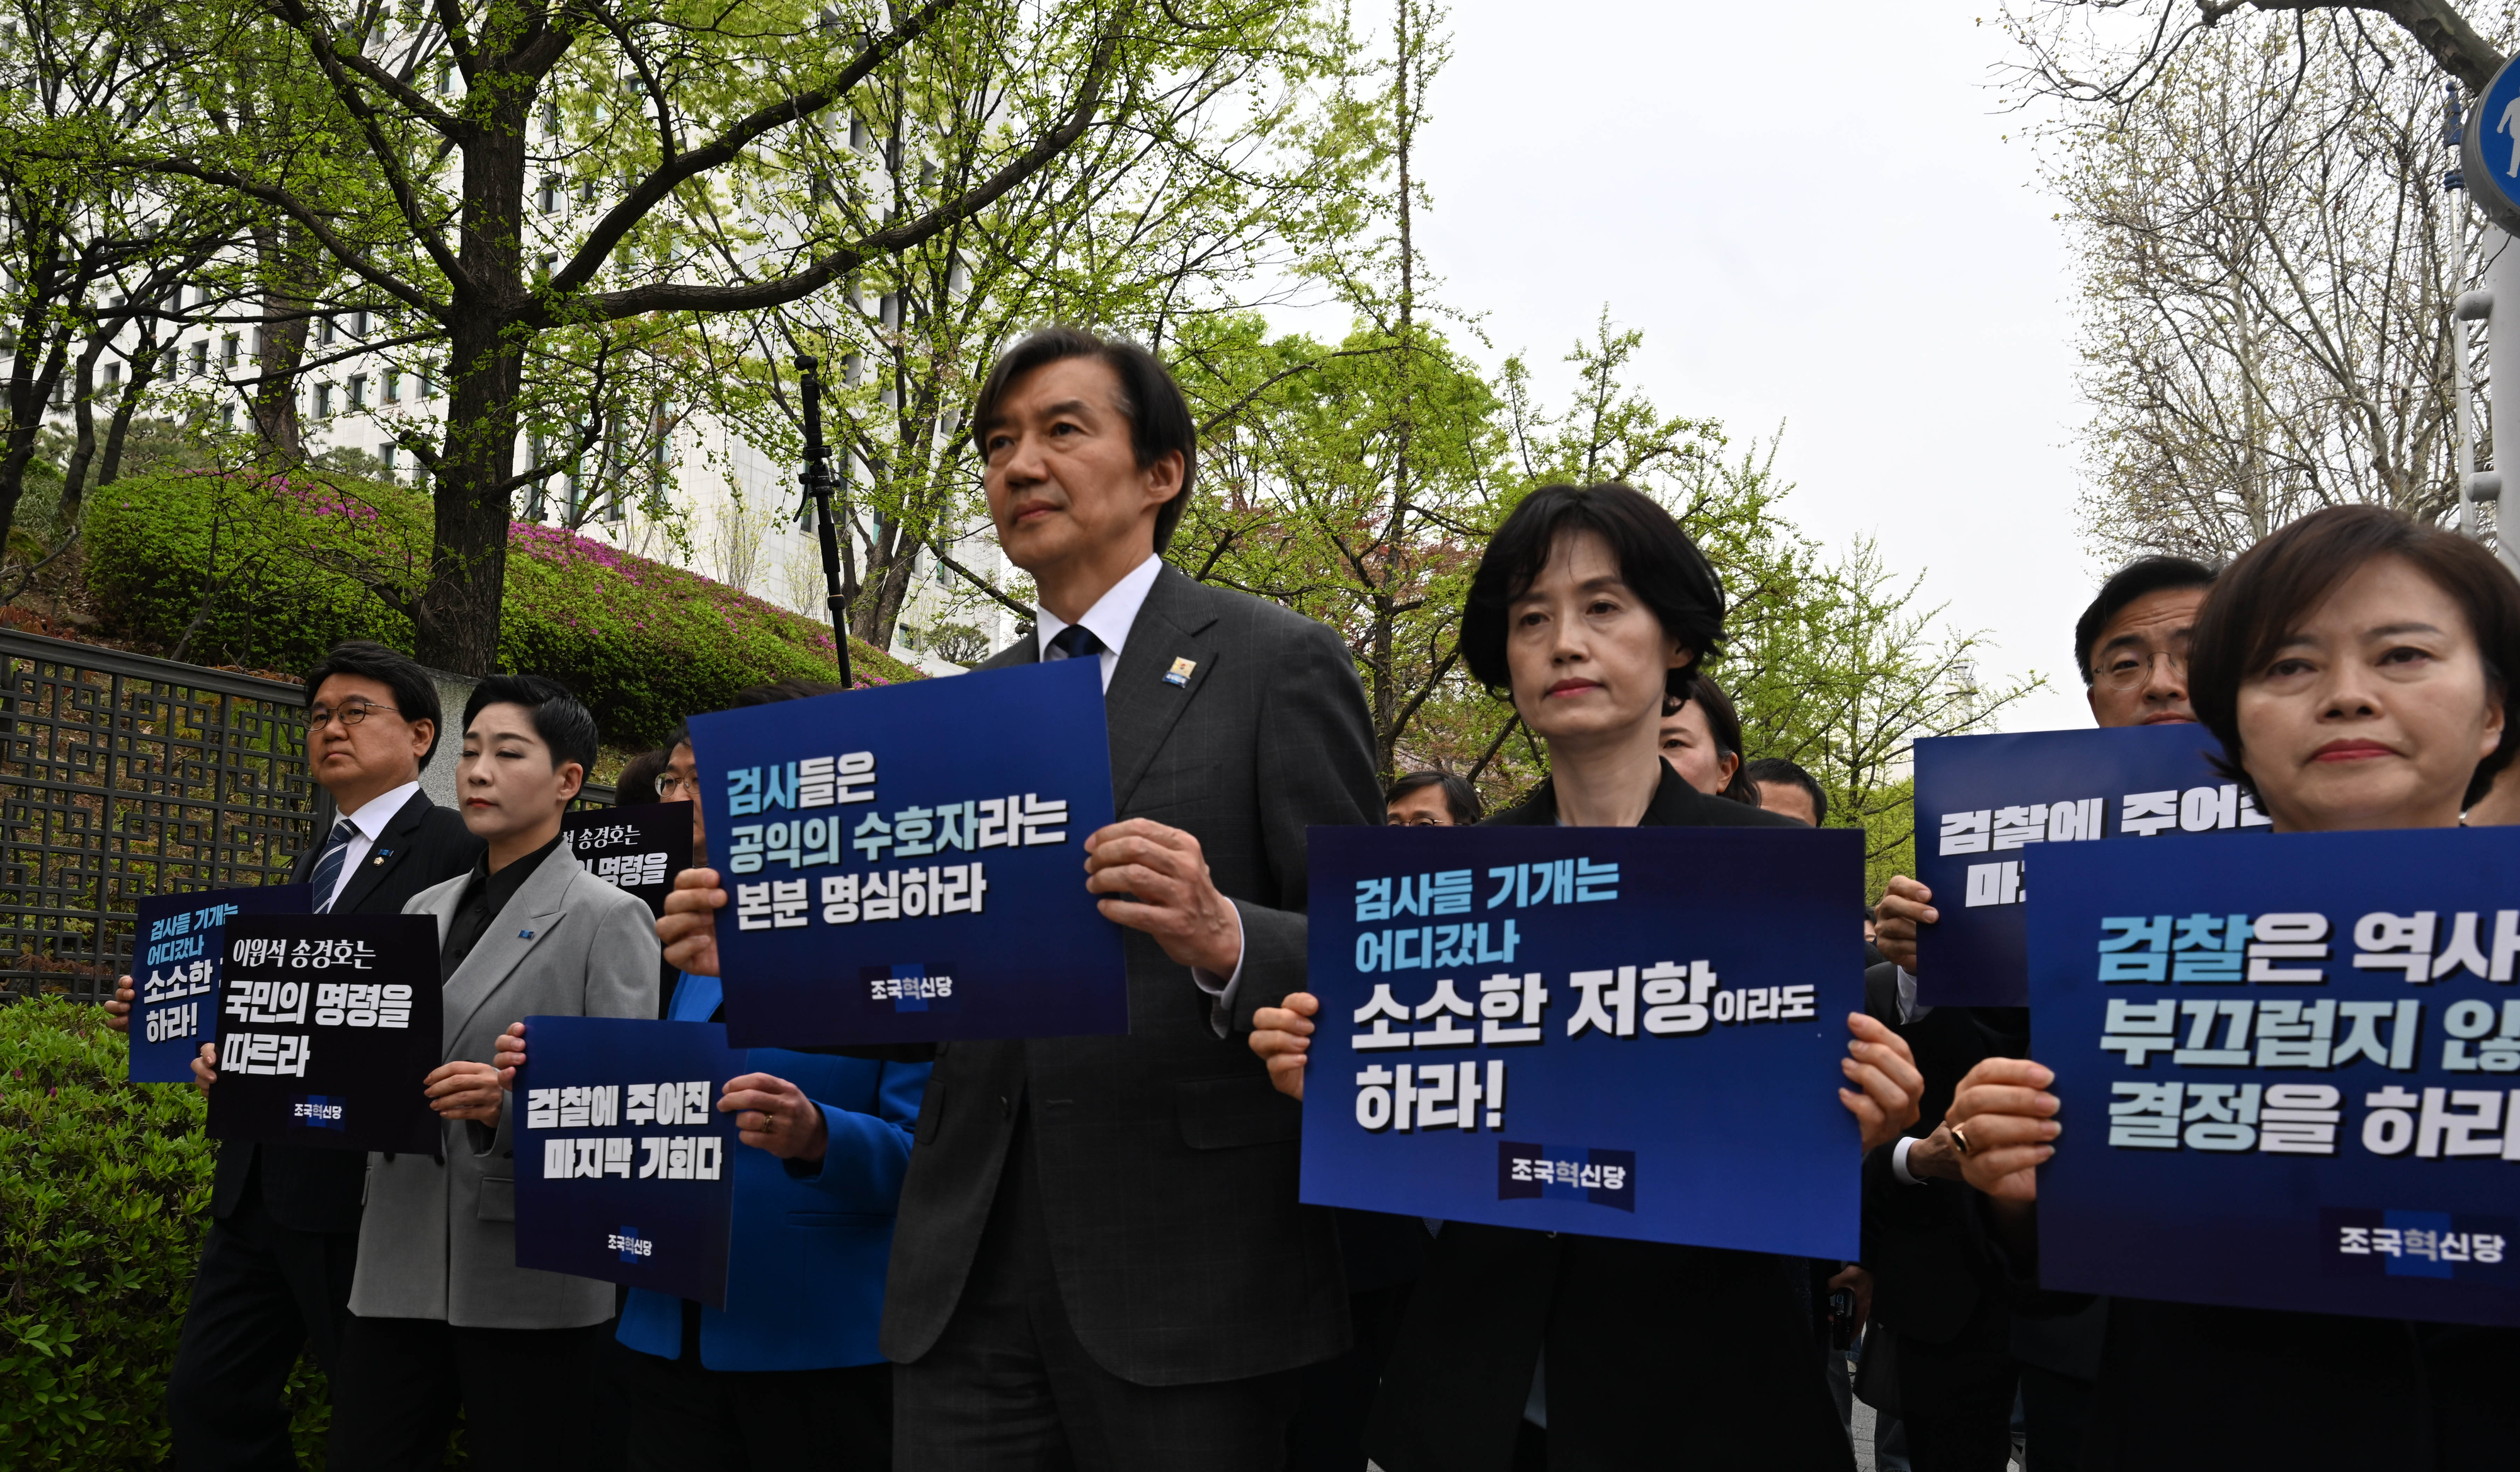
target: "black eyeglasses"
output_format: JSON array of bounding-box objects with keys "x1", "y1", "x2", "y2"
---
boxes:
[{"x1": 307, "y1": 701, "x2": 401, "y2": 728}]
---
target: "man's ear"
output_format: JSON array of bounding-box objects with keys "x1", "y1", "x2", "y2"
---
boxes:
[
  {"x1": 557, "y1": 761, "x2": 586, "y2": 803},
  {"x1": 408, "y1": 717, "x2": 435, "y2": 762},
  {"x1": 1143, "y1": 449, "x2": 1185, "y2": 511}
]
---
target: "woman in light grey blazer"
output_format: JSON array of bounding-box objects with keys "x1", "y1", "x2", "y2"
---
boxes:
[{"x1": 326, "y1": 675, "x2": 660, "y2": 1472}]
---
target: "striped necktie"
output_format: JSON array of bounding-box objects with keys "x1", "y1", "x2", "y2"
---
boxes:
[{"x1": 308, "y1": 819, "x2": 359, "y2": 914}]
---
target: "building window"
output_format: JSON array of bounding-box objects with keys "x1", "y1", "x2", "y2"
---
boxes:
[
  {"x1": 382, "y1": 371, "x2": 400, "y2": 403},
  {"x1": 319, "y1": 317, "x2": 335, "y2": 346},
  {"x1": 348, "y1": 374, "x2": 367, "y2": 411},
  {"x1": 190, "y1": 341, "x2": 207, "y2": 376},
  {"x1": 220, "y1": 403, "x2": 236, "y2": 430},
  {"x1": 103, "y1": 361, "x2": 121, "y2": 387},
  {"x1": 314, "y1": 382, "x2": 334, "y2": 417},
  {"x1": 382, "y1": 445, "x2": 398, "y2": 477},
  {"x1": 352, "y1": 309, "x2": 370, "y2": 337},
  {"x1": 539, "y1": 176, "x2": 559, "y2": 214},
  {"x1": 220, "y1": 333, "x2": 239, "y2": 367}
]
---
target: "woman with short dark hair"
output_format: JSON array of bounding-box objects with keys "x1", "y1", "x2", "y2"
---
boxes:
[
  {"x1": 1253, "y1": 482, "x2": 1920, "y2": 1469},
  {"x1": 1947, "y1": 505, "x2": 2520, "y2": 1469}
]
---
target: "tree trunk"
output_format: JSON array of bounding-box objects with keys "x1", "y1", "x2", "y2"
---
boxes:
[
  {"x1": 251, "y1": 222, "x2": 312, "y2": 456},
  {"x1": 59, "y1": 346, "x2": 100, "y2": 511},
  {"x1": 416, "y1": 308, "x2": 523, "y2": 674},
  {"x1": 93, "y1": 326, "x2": 160, "y2": 503},
  {"x1": 414, "y1": 112, "x2": 531, "y2": 676},
  {"x1": 0, "y1": 314, "x2": 72, "y2": 553}
]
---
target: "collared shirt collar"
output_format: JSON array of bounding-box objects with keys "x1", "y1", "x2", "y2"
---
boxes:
[
  {"x1": 1034, "y1": 553, "x2": 1162, "y2": 691},
  {"x1": 342, "y1": 779, "x2": 421, "y2": 841}
]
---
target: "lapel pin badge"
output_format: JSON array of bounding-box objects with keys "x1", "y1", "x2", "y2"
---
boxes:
[
  {"x1": 1166, "y1": 657, "x2": 1197, "y2": 687},
  {"x1": 518, "y1": 929, "x2": 534, "y2": 940}
]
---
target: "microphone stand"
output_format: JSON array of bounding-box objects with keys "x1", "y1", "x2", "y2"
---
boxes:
[{"x1": 797, "y1": 354, "x2": 858, "y2": 687}]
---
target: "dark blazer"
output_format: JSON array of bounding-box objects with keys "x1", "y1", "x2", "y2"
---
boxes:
[
  {"x1": 1365, "y1": 764, "x2": 1856, "y2": 1472},
  {"x1": 209, "y1": 787, "x2": 483, "y2": 1233},
  {"x1": 877, "y1": 563, "x2": 1383, "y2": 1386},
  {"x1": 1857, "y1": 965, "x2": 2025, "y2": 1347}
]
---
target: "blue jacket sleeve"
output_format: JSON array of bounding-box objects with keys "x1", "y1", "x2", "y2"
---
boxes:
[{"x1": 787, "y1": 1059, "x2": 928, "y2": 1212}]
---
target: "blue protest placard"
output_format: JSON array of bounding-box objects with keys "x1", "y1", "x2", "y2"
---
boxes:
[
  {"x1": 512, "y1": 1015, "x2": 743, "y2": 1307},
  {"x1": 2028, "y1": 829, "x2": 2520, "y2": 1328},
  {"x1": 690, "y1": 658, "x2": 1126, "y2": 1048},
  {"x1": 128, "y1": 884, "x2": 313, "y2": 1082},
  {"x1": 1914, "y1": 726, "x2": 2273, "y2": 1006},
  {"x1": 1299, "y1": 825, "x2": 1867, "y2": 1257}
]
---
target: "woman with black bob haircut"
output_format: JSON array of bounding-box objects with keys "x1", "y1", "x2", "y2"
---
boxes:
[
  {"x1": 1252, "y1": 483, "x2": 1922, "y2": 1469},
  {"x1": 1945, "y1": 504, "x2": 2520, "y2": 1469}
]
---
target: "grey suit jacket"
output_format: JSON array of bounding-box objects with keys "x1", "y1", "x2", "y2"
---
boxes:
[
  {"x1": 346, "y1": 844, "x2": 661, "y2": 1329},
  {"x1": 879, "y1": 563, "x2": 1383, "y2": 1385}
]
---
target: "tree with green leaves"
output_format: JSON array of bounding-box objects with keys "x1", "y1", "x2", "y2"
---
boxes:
[
  {"x1": 660, "y1": 0, "x2": 1366, "y2": 655},
  {"x1": 0, "y1": 0, "x2": 243, "y2": 594},
  {"x1": 70, "y1": 0, "x2": 1186, "y2": 674}
]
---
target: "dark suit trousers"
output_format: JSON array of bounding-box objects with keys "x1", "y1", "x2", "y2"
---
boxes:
[
  {"x1": 325, "y1": 1314, "x2": 612, "y2": 1472},
  {"x1": 166, "y1": 1183, "x2": 359, "y2": 1472},
  {"x1": 895, "y1": 1110, "x2": 1302, "y2": 1471},
  {"x1": 1891, "y1": 1292, "x2": 2017, "y2": 1472},
  {"x1": 621, "y1": 1340, "x2": 892, "y2": 1471}
]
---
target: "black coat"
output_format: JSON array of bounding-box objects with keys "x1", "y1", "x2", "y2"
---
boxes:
[
  {"x1": 1857, "y1": 965, "x2": 2024, "y2": 1349},
  {"x1": 1365, "y1": 764, "x2": 1855, "y2": 1472},
  {"x1": 209, "y1": 788, "x2": 483, "y2": 1233},
  {"x1": 1977, "y1": 1068, "x2": 2520, "y2": 1467},
  {"x1": 875, "y1": 565, "x2": 1385, "y2": 1386}
]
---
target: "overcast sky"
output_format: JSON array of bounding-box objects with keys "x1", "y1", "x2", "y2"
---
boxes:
[{"x1": 1296, "y1": 0, "x2": 2102, "y2": 733}]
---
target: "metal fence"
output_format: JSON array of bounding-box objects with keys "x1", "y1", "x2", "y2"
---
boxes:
[{"x1": 1, "y1": 631, "x2": 614, "y2": 1004}]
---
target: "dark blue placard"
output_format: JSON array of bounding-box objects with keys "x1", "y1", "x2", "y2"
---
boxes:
[
  {"x1": 202, "y1": 913, "x2": 443, "y2": 1153},
  {"x1": 128, "y1": 885, "x2": 314, "y2": 1083},
  {"x1": 1300, "y1": 825, "x2": 1867, "y2": 1256},
  {"x1": 2029, "y1": 829, "x2": 2520, "y2": 1328},
  {"x1": 565, "y1": 802, "x2": 695, "y2": 919},
  {"x1": 690, "y1": 658, "x2": 1126, "y2": 1047},
  {"x1": 1914, "y1": 726, "x2": 2271, "y2": 1006},
  {"x1": 512, "y1": 1016, "x2": 743, "y2": 1307}
]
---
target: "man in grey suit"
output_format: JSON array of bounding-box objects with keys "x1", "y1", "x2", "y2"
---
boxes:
[
  {"x1": 662, "y1": 327, "x2": 1382, "y2": 1466},
  {"x1": 312, "y1": 674, "x2": 661, "y2": 1470}
]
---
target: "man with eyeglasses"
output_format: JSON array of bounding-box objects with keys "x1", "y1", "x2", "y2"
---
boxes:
[
  {"x1": 1864, "y1": 556, "x2": 2217, "y2": 1472},
  {"x1": 106, "y1": 638, "x2": 483, "y2": 1471}
]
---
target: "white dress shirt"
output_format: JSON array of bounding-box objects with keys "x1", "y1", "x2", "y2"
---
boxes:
[
  {"x1": 1889, "y1": 964, "x2": 1936, "y2": 1186},
  {"x1": 1034, "y1": 551, "x2": 1164, "y2": 694},
  {"x1": 318, "y1": 779, "x2": 423, "y2": 912},
  {"x1": 1035, "y1": 554, "x2": 1243, "y2": 1033}
]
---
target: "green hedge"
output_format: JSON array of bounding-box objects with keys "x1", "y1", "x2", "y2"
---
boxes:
[
  {"x1": 85, "y1": 469, "x2": 921, "y2": 749},
  {"x1": 0, "y1": 999, "x2": 332, "y2": 1468}
]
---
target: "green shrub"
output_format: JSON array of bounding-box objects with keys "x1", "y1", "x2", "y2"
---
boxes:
[
  {"x1": 85, "y1": 468, "x2": 921, "y2": 748},
  {"x1": 0, "y1": 998, "x2": 336, "y2": 1468}
]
